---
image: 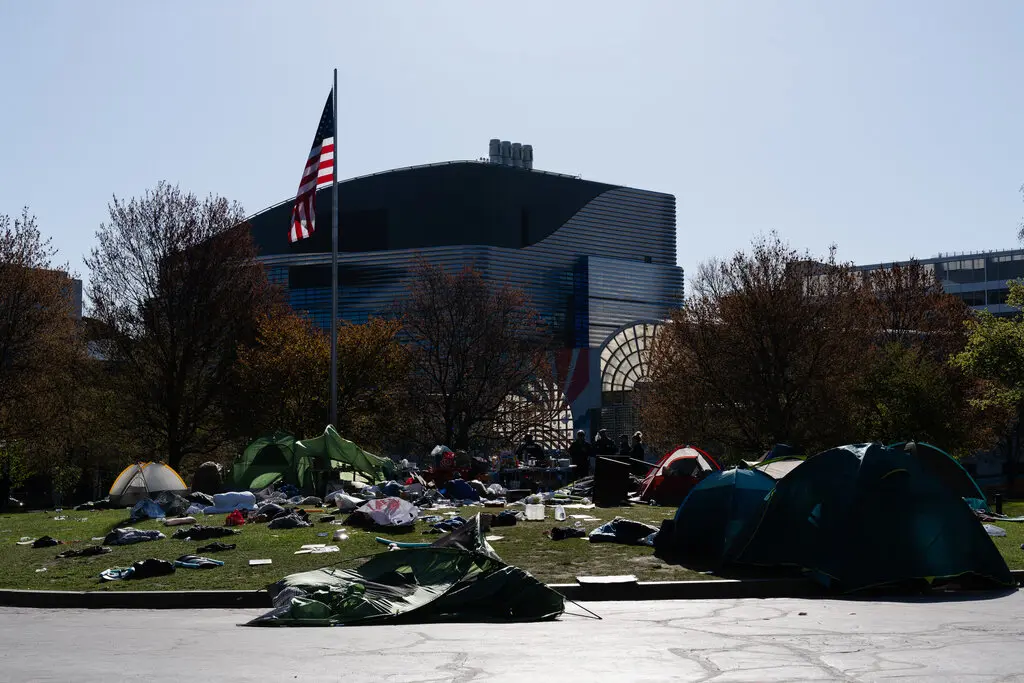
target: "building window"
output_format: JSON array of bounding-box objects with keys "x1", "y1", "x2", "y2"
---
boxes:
[
  {"x1": 957, "y1": 291, "x2": 985, "y2": 306},
  {"x1": 937, "y1": 259, "x2": 985, "y2": 284},
  {"x1": 988, "y1": 289, "x2": 1010, "y2": 306}
]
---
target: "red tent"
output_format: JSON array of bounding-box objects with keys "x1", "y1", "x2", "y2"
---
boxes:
[{"x1": 639, "y1": 445, "x2": 720, "y2": 506}]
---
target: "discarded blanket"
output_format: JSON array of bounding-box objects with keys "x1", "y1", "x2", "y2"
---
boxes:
[
  {"x1": 130, "y1": 498, "x2": 166, "y2": 522},
  {"x1": 32, "y1": 536, "x2": 62, "y2": 548},
  {"x1": 588, "y1": 518, "x2": 659, "y2": 546},
  {"x1": 427, "y1": 516, "x2": 467, "y2": 533},
  {"x1": 325, "y1": 491, "x2": 365, "y2": 512},
  {"x1": 103, "y1": 527, "x2": 166, "y2": 546},
  {"x1": 548, "y1": 526, "x2": 586, "y2": 541},
  {"x1": 248, "y1": 514, "x2": 563, "y2": 626},
  {"x1": 57, "y1": 545, "x2": 111, "y2": 559},
  {"x1": 101, "y1": 558, "x2": 175, "y2": 581},
  {"x1": 188, "y1": 491, "x2": 215, "y2": 507},
  {"x1": 202, "y1": 491, "x2": 257, "y2": 515},
  {"x1": 984, "y1": 524, "x2": 1008, "y2": 537},
  {"x1": 268, "y1": 513, "x2": 313, "y2": 530},
  {"x1": 153, "y1": 491, "x2": 190, "y2": 518},
  {"x1": 171, "y1": 525, "x2": 238, "y2": 541},
  {"x1": 196, "y1": 541, "x2": 236, "y2": 553},
  {"x1": 491, "y1": 510, "x2": 519, "y2": 527},
  {"x1": 253, "y1": 502, "x2": 288, "y2": 522},
  {"x1": 442, "y1": 479, "x2": 480, "y2": 501},
  {"x1": 174, "y1": 554, "x2": 225, "y2": 569}
]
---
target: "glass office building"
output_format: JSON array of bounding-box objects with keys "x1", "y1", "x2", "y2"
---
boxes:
[
  {"x1": 856, "y1": 248, "x2": 1024, "y2": 316},
  {"x1": 245, "y1": 145, "x2": 684, "y2": 441}
]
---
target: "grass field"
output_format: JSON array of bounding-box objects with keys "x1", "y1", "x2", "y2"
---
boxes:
[
  {"x1": 2, "y1": 502, "x2": 1021, "y2": 593},
  {"x1": 0, "y1": 503, "x2": 704, "y2": 592}
]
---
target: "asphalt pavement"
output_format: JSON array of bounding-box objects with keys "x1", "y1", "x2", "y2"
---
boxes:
[{"x1": 2, "y1": 592, "x2": 1023, "y2": 682}]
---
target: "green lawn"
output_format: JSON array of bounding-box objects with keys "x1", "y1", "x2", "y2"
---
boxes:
[
  {"x1": 0, "y1": 504, "x2": 704, "y2": 592},
  {"x1": 2, "y1": 502, "x2": 1020, "y2": 593}
]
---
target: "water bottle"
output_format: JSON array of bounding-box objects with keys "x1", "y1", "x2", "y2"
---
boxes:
[{"x1": 554, "y1": 505, "x2": 566, "y2": 522}]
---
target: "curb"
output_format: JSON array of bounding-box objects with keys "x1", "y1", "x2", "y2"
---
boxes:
[
  {"x1": 550, "y1": 577, "x2": 829, "y2": 602},
  {"x1": 2, "y1": 571, "x2": 1020, "y2": 610},
  {"x1": 0, "y1": 589, "x2": 269, "y2": 609}
]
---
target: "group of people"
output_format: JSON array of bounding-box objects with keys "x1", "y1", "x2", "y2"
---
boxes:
[{"x1": 567, "y1": 428, "x2": 646, "y2": 478}]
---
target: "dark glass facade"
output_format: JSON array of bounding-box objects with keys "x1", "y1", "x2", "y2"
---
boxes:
[{"x1": 246, "y1": 160, "x2": 684, "y2": 438}]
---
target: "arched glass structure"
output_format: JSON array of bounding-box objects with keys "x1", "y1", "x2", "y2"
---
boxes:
[
  {"x1": 495, "y1": 380, "x2": 574, "y2": 451},
  {"x1": 600, "y1": 322, "x2": 660, "y2": 392}
]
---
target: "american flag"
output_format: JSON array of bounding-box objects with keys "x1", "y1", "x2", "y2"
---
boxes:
[{"x1": 289, "y1": 92, "x2": 335, "y2": 243}]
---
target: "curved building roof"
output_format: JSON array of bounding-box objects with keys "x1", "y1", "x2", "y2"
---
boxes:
[{"x1": 248, "y1": 161, "x2": 622, "y2": 256}]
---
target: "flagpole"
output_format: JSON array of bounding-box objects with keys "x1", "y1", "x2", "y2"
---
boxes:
[{"x1": 329, "y1": 68, "x2": 339, "y2": 428}]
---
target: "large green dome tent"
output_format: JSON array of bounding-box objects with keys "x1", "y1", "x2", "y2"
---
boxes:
[
  {"x1": 889, "y1": 441, "x2": 986, "y2": 508},
  {"x1": 655, "y1": 467, "x2": 777, "y2": 569},
  {"x1": 737, "y1": 443, "x2": 1013, "y2": 592}
]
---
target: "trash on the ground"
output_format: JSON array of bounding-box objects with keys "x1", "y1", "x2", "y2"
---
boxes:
[
  {"x1": 295, "y1": 545, "x2": 339, "y2": 555},
  {"x1": 316, "y1": 532, "x2": 328, "y2": 537},
  {"x1": 224, "y1": 510, "x2": 246, "y2": 526},
  {"x1": 332, "y1": 530, "x2": 349, "y2": 541},
  {"x1": 249, "y1": 558, "x2": 272, "y2": 566},
  {"x1": 35, "y1": 567, "x2": 47, "y2": 573},
  {"x1": 588, "y1": 518, "x2": 659, "y2": 546},
  {"x1": 576, "y1": 574, "x2": 638, "y2": 585},
  {"x1": 171, "y1": 525, "x2": 237, "y2": 541},
  {"x1": 104, "y1": 527, "x2": 167, "y2": 546},
  {"x1": 57, "y1": 545, "x2": 111, "y2": 559},
  {"x1": 196, "y1": 541, "x2": 236, "y2": 553},
  {"x1": 16, "y1": 537, "x2": 36, "y2": 546},
  {"x1": 984, "y1": 524, "x2": 1007, "y2": 537},
  {"x1": 52, "y1": 516, "x2": 67, "y2": 521},
  {"x1": 174, "y1": 555, "x2": 224, "y2": 569},
  {"x1": 162, "y1": 516, "x2": 197, "y2": 527},
  {"x1": 100, "y1": 558, "x2": 175, "y2": 581},
  {"x1": 485, "y1": 535, "x2": 504, "y2": 541},
  {"x1": 547, "y1": 527, "x2": 586, "y2": 541}
]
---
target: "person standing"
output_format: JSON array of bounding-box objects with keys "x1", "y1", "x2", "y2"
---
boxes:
[
  {"x1": 568, "y1": 430, "x2": 592, "y2": 479},
  {"x1": 617, "y1": 434, "x2": 631, "y2": 456},
  {"x1": 594, "y1": 429, "x2": 616, "y2": 456},
  {"x1": 630, "y1": 431, "x2": 646, "y2": 462}
]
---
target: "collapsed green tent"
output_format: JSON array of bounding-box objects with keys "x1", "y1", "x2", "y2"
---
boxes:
[
  {"x1": 293, "y1": 425, "x2": 395, "y2": 485},
  {"x1": 737, "y1": 443, "x2": 1014, "y2": 592},
  {"x1": 232, "y1": 426, "x2": 395, "y2": 494},
  {"x1": 655, "y1": 467, "x2": 776, "y2": 569},
  {"x1": 248, "y1": 514, "x2": 564, "y2": 626}
]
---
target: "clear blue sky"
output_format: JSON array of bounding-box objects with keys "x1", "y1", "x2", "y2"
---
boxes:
[{"x1": 1, "y1": 1, "x2": 1022, "y2": 288}]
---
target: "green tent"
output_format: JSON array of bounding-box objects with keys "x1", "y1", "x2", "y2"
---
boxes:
[
  {"x1": 889, "y1": 441, "x2": 987, "y2": 507},
  {"x1": 248, "y1": 514, "x2": 564, "y2": 626},
  {"x1": 737, "y1": 443, "x2": 1014, "y2": 592},
  {"x1": 232, "y1": 426, "x2": 395, "y2": 494},
  {"x1": 656, "y1": 467, "x2": 776, "y2": 570},
  {"x1": 293, "y1": 425, "x2": 395, "y2": 485},
  {"x1": 231, "y1": 432, "x2": 299, "y2": 491}
]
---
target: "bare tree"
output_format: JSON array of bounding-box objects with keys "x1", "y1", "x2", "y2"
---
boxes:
[
  {"x1": 85, "y1": 183, "x2": 279, "y2": 469},
  {"x1": 643, "y1": 233, "x2": 871, "y2": 458},
  {"x1": 0, "y1": 209, "x2": 80, "y2": 508},
  {"x1": 398, "y1": 262, "x2": 550, "y2": 450}
]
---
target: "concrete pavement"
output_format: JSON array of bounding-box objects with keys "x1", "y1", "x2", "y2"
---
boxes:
[{"x1": 2, "y1": 592, "x2": 1023, "y2": 682}]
